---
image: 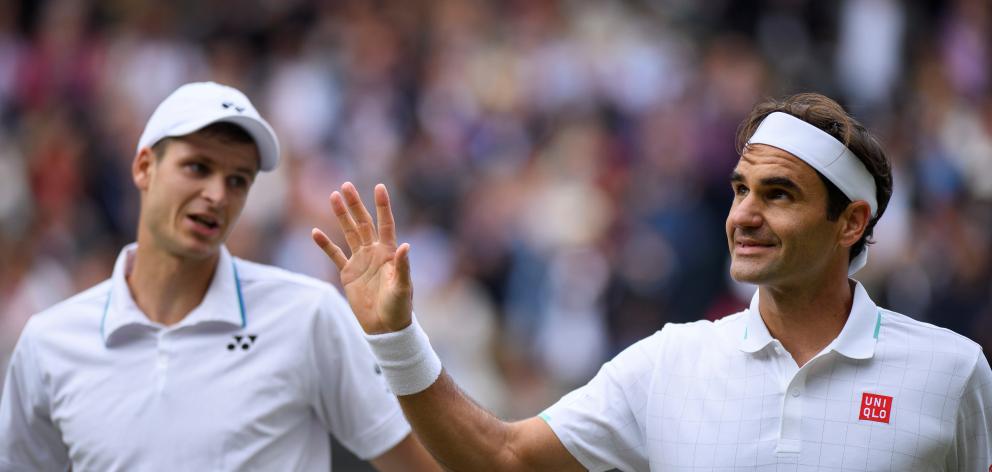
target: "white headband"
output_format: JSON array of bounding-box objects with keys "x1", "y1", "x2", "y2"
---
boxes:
[{"x1": 747, "y1": 111, "x2": 878, "y2": 275}]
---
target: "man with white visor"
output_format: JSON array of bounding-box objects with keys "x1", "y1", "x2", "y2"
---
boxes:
[
  {"x1": 0, "y1": 82, "x2": 441, "y2": 471},
  {"x1": 314, "y1": 93, "x2": 992, "y2": 470}
]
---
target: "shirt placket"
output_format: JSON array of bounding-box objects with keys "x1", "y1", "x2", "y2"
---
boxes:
[
  {"x1": 156, "y1": 330, "x2": 170, "y2": 394},
  {"x1": 771, "y1": 341, "x2": 804, "y2": 457},
  {"x1": 774, "y1": 345, "x2": 836, "y2": 459}
]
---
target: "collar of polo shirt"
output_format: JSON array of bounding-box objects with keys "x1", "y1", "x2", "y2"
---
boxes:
[
  {"x1": 739, "y1": 282, "x2": 881, "y2": 359},
  {"x1": 101, "y1": 243, "x2": 247, "y2": 345}
]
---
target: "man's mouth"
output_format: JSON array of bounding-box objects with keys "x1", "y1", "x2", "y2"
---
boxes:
[
  {"x1": 736, "y1": 240, "x2": 774, "y2": 247},
  {"x1": 734, "y1": 237, "x2": 776, "y2": 254},
  {"x1": 188, "y1": 214, "x2": 221, "y2": 232}
]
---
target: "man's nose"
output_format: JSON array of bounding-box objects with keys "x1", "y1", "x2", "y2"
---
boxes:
[
  {"x1": 201, "y1": 176, "x2": 227, "y2": 204},
  {"x1": 729, "y1": 195, "x2": 763, "y2": 229}
]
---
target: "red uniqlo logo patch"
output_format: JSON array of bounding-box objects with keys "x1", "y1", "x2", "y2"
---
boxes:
[{"x1": 859, "y1": 392, "x2": 893, "y2": 423}]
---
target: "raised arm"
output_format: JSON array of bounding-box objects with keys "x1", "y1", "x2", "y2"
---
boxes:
[{"x1": 312, "y1": 182, "x2": 583, "y2": 472}]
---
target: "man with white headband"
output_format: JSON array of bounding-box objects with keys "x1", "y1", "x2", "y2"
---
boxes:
[
  {"x1": 314, "y1": 93, "x2": 992, "y2": 470},
  {"x1": 0, "y1": 82, "x2": 440, "y2": 471}
]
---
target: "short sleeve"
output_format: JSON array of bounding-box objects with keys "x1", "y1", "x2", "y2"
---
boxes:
[
  {"x1": 0, "y1": 320, "x2": 70, "y2": 471},
  {"x1": 540, "y1": 330, "x2": 665, "y2": 472},
  {"x1": 946, "y1": 350, "x2": 992, "y2": 470},
  {"x1": 307, "y1": 288, "x2": 411, "y2": 460}
]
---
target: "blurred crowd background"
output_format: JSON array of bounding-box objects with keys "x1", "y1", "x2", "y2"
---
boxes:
[{"x1": 1, "y1": 0, "x2": 991, "y2": 466}]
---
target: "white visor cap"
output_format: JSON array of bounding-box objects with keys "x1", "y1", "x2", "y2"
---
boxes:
[{"x1": 136, "y1": 82, "x2": 280, "y2": 171}]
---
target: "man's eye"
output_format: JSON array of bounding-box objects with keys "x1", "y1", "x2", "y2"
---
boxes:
[
  {"x1": 185, "y1": 163, "x2": 207, "y2": 174},
  {"x1": 228, "y1": 176, "x2": 248, "y2": 188},
  {"x1": 768, "y1": 189, "x2": 789, "y2": 200},
  {"x1": 734, "y1": 185, "x2": 748, "y2": 196}
]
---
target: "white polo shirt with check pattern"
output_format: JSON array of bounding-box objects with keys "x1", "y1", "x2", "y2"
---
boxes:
[
  {"x1": 542, "y1": 282, "x2": 992, "y2": 471},
  {"x1": 0, "y1": 244, "x2": 410, "y2": 471}
]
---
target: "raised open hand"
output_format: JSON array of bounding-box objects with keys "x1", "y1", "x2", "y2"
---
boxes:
[{"x1": 312, "y1": 182, "x2": 412, "y2": 334}]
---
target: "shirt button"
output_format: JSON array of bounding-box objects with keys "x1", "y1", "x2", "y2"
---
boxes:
[{"x1": 791, "y1": 388, "x2": 801, "y2": 398}]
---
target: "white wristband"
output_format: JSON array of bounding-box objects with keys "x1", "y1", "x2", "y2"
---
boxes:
[{"x1": 364, "y1": 316, "x2": 442, "y2": 396}]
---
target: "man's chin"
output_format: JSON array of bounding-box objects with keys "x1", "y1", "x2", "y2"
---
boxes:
[
  {"x1": 729, "y1": 262, "x2": 774, "y2": 284},
  {"x1": 173, "y1": 237, "x2": 223, "y2": 260}
]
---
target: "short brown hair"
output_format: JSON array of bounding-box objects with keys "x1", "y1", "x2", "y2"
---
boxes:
[
  {"x1": 151, "y1": 122, "x2": 256, "y2": 161},
  {"x1": 735, "y1": 93, "x2": 893, "y2": 262}
]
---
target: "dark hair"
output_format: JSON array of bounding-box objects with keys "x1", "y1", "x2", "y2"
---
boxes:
[
  {"x1": 151, "y1": 122, "x2": 256, "y2": 160},
  {"x1": 736, "y1": 93, "x2": 893, "y2": 262}
]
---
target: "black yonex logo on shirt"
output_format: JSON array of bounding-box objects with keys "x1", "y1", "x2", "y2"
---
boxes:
[
  {"x1": 227, "y1": 334, "x2": 258, "y2": 351},
  {"x1": 222, "y1": 101, "x2": 246, "y2": 113}
]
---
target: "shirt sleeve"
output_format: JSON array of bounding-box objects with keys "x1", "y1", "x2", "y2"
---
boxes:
[
  {"x1": 0, "y1": 320, "x2": 70, "y2": 471},
  {"x1": 307, "y1": 287, "x2": 411, "y2": 461},
  {"x1": 540, "y1": 330, "x2": 666, "y2": 472},
  {"x1": 946, "y1": 349, "x2": 992, "y2": 471}
]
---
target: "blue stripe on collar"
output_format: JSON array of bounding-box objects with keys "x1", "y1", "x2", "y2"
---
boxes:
[{"x1": 233, "y1": 260, "x2": 246, "y2": 328}]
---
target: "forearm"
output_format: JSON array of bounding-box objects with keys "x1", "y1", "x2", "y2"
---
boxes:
[
  {"x1": 397, "y1": 372, "x2": 533, "y2": 471},
  {"x1": 364, "y1": 319, "x2": 581, "y2": 471}
]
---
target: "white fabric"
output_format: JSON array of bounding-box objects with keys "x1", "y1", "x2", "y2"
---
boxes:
[
  {"x1": 748, "y1": 111, "x2": 878, "y2": 275},
  {"x1": 0, "y1": 244, "x2": 410, "y2": 471},
  {"x1": 365, "y1": 317, "x2": 443, "y2": 396},
  {"x1": 846, "y1": 242, "x2": 870, "y2": 276},
  {"x1": 541, "y1": 282, "x2": 992, "y2": 471},
  {"x1": 137, "y1": 81, "x2": 281, "y2": 171}
]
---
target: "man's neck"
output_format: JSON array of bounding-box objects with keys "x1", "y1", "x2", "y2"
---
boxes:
[
  {"x1": 126, "y1": 242, "x2": 219, "y2": 327},
  {"x1": 758, "y1": 273, "x2": 855, "y2": 368}
]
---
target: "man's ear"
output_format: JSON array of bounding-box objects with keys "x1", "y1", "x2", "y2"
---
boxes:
[
  {"x1": 838, "y1": 200, "x2": 872, "y2": 248},
  {"x1": 133, "y1": 147, "x2": 156, "y2": 191}
]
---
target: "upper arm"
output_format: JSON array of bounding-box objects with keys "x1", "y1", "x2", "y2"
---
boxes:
[
  {"x1": 947, "y1": 350, "x2": 992, "y2": 470},
  {"x1": 505, "y1": 417, "x2": 585, "y2": 472},
  {"x1": 0, "y1": 324, "x2": 69, "y2": 470}
]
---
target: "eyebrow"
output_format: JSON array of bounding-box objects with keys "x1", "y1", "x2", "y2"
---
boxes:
[
  {"x1": 234, "y1": 166, "x2": 257, "y2": 176},
  {"x1": 730, "y1": 172, "x2": 801, "y2": 191},
  {"x1": 190, "y1": 154, "x2": 258, "y2": 176},
  {"x1": 760, "y1": 176, "x2": 800, "y2": 191}
]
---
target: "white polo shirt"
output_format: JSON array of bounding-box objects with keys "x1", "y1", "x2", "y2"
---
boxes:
[
  {"x1": 542, "y1": 282, "x2": 992, "y2": 471},
  {"x1": 0, "y1": 244, "x2": 410, "y2": 471}
]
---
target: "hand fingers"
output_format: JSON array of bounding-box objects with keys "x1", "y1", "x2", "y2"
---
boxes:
[
  {"x1": 394, "y1": 243, "x2": 412, "y2": 291},
  {"x1": 330, "y1": 192, "x2": 362, "y2": 252},
  {"x1": 312, "y1": 228, "x2": 349, "y2": 270},
  {"x1": 375, "y1": 184, "x2": 397, "y2": 246},
  {"x1": 341, "y1": 182, "x2": 376, "y2": 246}
]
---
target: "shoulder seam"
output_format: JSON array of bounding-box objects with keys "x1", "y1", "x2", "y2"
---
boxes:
[{"x1": 878, "y1": 308, "x2": 982, "y2": 350}]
